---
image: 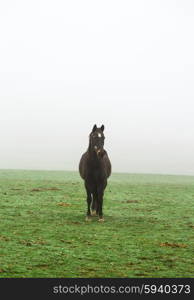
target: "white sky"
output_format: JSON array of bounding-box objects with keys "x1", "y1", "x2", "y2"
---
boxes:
[{"x1": 0, "y1": 0, "x2": 194, "y2": 174}]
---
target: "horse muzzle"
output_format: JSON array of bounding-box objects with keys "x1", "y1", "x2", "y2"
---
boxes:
[
  {"x1": 97, "y1": 149, "x2": 101, "y2": 155},
  {"x1": 94, "y1": 146, "x2": 103, "y2": 156}
]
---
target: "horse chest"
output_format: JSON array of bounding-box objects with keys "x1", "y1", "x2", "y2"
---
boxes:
[{"x1": 87, "y1": 161, "x2": 105, "y2": 182}]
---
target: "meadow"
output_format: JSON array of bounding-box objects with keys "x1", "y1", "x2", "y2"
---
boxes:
[{"x1": 0, "y1": 169, "x2": 193, "y2": 278}]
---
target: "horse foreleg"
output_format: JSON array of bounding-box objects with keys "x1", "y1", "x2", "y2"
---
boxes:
[{"x1": 91, "y1": 192, "x2": 98, "y2": 216}]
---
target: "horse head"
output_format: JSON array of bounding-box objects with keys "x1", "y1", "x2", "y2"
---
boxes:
[{"x1": 89, "y1": 124, "x2": 105, "y2": 157}]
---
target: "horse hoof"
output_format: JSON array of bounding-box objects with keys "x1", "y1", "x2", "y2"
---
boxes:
[
  {"x1": 85, "y1": 216, "x2": 91, "y2": 222},
  {"x1": 98, "y1": 218, "x2": 105, "y2": 222},
  {"x1": 91, "y1": 210, "x2": 97, "y2": 216}
]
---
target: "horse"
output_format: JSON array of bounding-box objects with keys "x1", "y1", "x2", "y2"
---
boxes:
[{"x1": 79, "y1": 124, "x2": 111, "y2": 222}]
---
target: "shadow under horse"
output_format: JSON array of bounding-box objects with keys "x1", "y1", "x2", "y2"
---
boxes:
[{"x1": 79, "y1": 124, "x2": 111, "y2": 222}]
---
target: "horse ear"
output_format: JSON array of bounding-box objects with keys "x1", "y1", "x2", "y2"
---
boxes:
[
  {"x1": 92, "y1": 124, "x2": 97, "y2": 132},
  {"x1": 101, "y1": 125, "x2": 105, "y2": 132}
]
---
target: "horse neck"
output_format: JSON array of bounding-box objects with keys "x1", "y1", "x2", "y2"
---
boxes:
[
  {"x1": 88, "y1": 138, "x2": 95, "y2": 156},
  {"x1": 87, "y1": 144, "x2": 101, "y2": 164}
]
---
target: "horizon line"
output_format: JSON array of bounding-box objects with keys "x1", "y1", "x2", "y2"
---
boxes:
[{"x1": 0, "y1": 168, "x2": 194, "y2": 177}]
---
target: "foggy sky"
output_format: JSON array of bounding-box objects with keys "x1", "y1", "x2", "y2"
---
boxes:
[{"x1": 0, "y1": 0, "x2": 194, "y2": 175}]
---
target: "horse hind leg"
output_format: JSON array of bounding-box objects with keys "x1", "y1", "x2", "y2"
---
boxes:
[
  {"x1": 97, "y1": 188, "x2": 105, "y2": 222},
  {"x1": 85, "y1": 187, "x2": 92, "y2": 221}
]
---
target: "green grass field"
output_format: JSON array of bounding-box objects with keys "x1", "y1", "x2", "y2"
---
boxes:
[{"x1": 0, "y1": 170, "x2": 193, "y2": 278}]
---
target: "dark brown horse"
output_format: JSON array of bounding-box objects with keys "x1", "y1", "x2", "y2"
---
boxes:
[{"x1": 79, "y1": 124, "x2": 111, "y2": 222}]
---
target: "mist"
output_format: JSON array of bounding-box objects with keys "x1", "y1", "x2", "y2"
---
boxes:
[{"x1": 0, "y1": 0, "x2": 194, "y2": 175}]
